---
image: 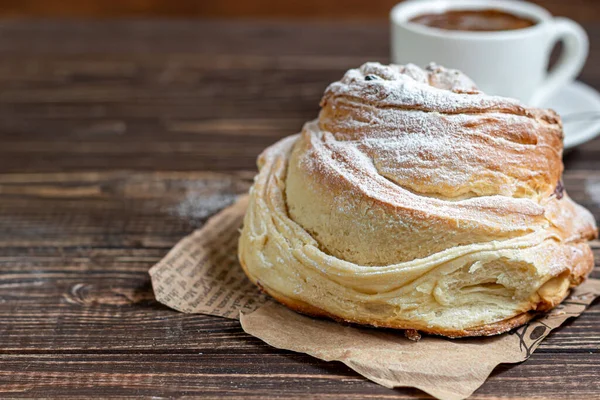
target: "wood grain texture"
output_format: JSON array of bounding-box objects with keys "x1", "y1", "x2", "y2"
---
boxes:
[
  {"x1": 0, "y1": 20, "x2": 599, "y2": 399},
  {"x1": 0, "y1": 0, "x2": 598, "y2": 22}
]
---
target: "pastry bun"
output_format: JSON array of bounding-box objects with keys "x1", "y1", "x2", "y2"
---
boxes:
[{"x1": 238, "y1": 62, "x2": 597, "y2": 337}]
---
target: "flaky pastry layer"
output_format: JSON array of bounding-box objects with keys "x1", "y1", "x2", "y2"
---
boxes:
[{"x1": 238, "y1": 63, "x2": 597, "y2": 337}]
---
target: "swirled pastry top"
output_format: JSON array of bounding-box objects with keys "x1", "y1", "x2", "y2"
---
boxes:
[
  {"x1": 320, "y1": 62, "x2": 562, "y2": 200},
  {"x1": 238, "y1": 62, "x2": 597, "y2": 337}
]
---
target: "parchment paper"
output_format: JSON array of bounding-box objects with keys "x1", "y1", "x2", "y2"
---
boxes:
[
  {"x1": 150, "y1": 195, "x2": 269, "y2": 318},
  {"x1": 149, "y1": 195, "x2": 600, "y2": 400}
]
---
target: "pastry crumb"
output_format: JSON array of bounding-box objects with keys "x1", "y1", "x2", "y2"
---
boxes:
[{"x1": 405, "y1": 329, "x2": 422, "y2": 341}]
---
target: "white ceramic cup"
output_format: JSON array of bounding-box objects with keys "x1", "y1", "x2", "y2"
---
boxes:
[{"x1": 390, "y1": 0, "x2": 588, "y2": 105}]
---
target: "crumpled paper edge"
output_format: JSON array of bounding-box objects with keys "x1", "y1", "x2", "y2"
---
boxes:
[{"x1": 240, "y1": 279, "x2": 600, "y2": 400}]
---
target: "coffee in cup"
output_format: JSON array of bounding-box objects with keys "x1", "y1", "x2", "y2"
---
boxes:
[
  {"x1": 391, "y1": 0, "x2": 588, "y2": 105},
  {"x1": 409, "y1": 9, "x2": 537, "y2": 32}
]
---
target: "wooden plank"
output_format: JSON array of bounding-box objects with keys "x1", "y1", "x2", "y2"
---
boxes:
[
  {"x1": 0, "y1": 170, "x2": 597, "y2": 246},
  {"x1": 0, "y1": 21, "x2": 600, "y2": 172},
  {"x1": 0, "y1": 243, "x2": 597, "y2": 352},
  {"x1": 0, "y1": 0, "x2": 598, "y2": 22},
  {"x1": 0, "y1": 21, "x2": 598, "y2": 174},
  {"x1": 0, "y1": 352, "x2": 597, "y2": 399}
]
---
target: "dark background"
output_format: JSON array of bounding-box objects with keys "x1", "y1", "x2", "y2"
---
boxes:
[{"x1": 0, "y1": 0, "x2": 597, "y2": 21}]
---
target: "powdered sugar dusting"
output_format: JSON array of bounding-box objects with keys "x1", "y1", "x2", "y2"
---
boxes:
[
  {"x1": 169, "y1": 180, "x2": 237, "y2": 225},
  {"x1": 321, "y1": 62, "x2": 526, "y2": 115},
  {"x1": 173, "y1": 192, "x2": 236, "y2": 221}
]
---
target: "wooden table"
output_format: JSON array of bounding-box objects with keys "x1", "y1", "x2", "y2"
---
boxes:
[{"x1": 0, "y1": 20, "x2": 598, "y2": 399}]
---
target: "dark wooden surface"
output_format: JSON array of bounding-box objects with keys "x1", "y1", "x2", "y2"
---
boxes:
[
  {"x1": 0, "y1": 0, "x2": 598, "y2": 22},
  {"x1": 0, "y1": 20, "x2": 599, "y2": 399}
]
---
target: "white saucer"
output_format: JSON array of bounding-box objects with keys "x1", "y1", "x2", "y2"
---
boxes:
[{"x1": 539, "y1": 81, "x2": 600, "y2": 149}]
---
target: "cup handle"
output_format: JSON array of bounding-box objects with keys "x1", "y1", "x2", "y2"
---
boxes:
[{"x1": 530, "y1": 17, "x2": 588, "y2": 106}]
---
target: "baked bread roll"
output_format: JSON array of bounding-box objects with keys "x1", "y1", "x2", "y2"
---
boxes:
[{"x1": 238, "y1": 62, "x2": 597, "y2": 337}]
